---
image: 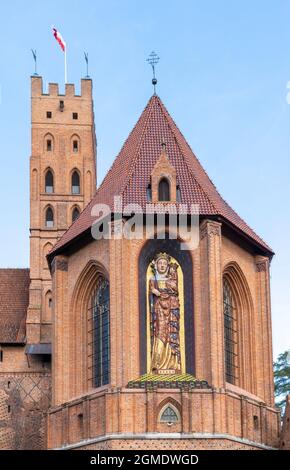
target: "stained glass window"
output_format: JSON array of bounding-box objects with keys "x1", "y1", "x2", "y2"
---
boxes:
[
  {"x1": 90, "y1": 277, "x2": 110, "y2": 387},
  {"x1": 223, "y1": 278, "x2": 238, "y2": 384}
]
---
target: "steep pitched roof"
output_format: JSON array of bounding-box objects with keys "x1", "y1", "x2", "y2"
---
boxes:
[
  {"x1": 50, "y1": 94, "x2": 272, "y2": 257},
  {"x1": 0, "y1": 269, "x2": 30, "y2": 344}
]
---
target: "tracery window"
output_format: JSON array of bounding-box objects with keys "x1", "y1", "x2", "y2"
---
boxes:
[
  {"x1": 89, "y1": 276, "x2": 110, "y2": 387},
  {"x1": 160, "y1": 405, "x2": 180, "y2": 423},
  {"x1": 223, "y1": 278, "x2": 238, "y2": 384}
]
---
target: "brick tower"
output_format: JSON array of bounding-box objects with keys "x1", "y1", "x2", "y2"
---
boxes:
[{"x1": 26, "y1": 76, "x2": 96, "y2": 346}]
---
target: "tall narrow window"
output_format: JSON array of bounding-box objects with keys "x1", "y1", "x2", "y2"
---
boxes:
[
  {"x1": 72, "y1": 171, "x2": 80, "y2": 194},
  {"x1": 46, "y1": 139, "x2": 52, "y2": 152},
  {"x1": 45, "y1": 170, "x2": 54, "y2": 193},
  {"x1": 45, "y1": 207, "x2": 54, "y2": 228},
  {"x1": 223, "y1": 278, "x2": 238, "y2": 384},
  {"x1": 158, "y1": 177, "x2": 170, "y2": 201},
  {"x1": 72, "y1": 207, "x2": 80, "y2": 222},
  {"x1": 89, "y1": 277, "x2": 110, "y2": 387},
  {"x1": 73, "y1": 140, "x2": 78, "y2": 152}
]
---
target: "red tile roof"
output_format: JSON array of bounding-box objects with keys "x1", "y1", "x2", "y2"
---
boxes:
[
  {"x1": 0, "y1": 269, "x2": 29, "y2": 343},
  {"x1": 50, "y1": 94, "x2": 273, "y2": 257}
]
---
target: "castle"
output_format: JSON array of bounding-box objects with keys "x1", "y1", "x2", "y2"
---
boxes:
[{"x1": 0, "y1": 74, "x2": 286, "y2": 450}]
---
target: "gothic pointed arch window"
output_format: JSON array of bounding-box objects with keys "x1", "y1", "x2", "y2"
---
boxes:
[
  {"x1": 89, "y1": 276, "x2": 110, "y2": 388},
  {"x1": 160, "y1": 405, "x2": 180, "y2": 423},
  {"x1": 223, "y1": 277, "x2": 238, "y2": 384},
  {"x1": 45, "y1": 206, "x2": 54, "y2": 228},
  {"x1": 72, "y1": 170, "x2": 80, "y2": 194},
  {"x1": 44, "y1": 133, "x2": 54, "y2": 152},
  {"x1": 72, "y1": 206, "x2": 80, "y2": 223},
  {"x1": 158, "y1": 177, "x2": 170, "y2": 201},
  {"x1": 45, "y1": 169, "x2": 54, "y2": 193}
]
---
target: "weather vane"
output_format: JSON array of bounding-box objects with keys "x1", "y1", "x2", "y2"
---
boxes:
[
  {"x1": 147, "y1": 51, "x2": 159, "y2": 94},
  {"x1": 31, "y1": 49, "x2": 38, "y2": 75},
  {"x1": 84, "y1": 52, "x2": 89, "y2": 78}
]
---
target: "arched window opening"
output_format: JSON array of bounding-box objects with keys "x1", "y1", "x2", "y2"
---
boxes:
[
  {"x1": 89, "y1": 276, "x2": 110, "y2": 388},
  {"x1": 160, "y1": 405, "x2": 180, "y2": 424},
  {"x1": 158, "y1": 177, "x2": 170, "y2": 201},
  {"x1": 73, "y1": 140, "x2": 79, "y2": 152},
  {"x1": 176, "y1": 185, "x2": 181, "y2": 202},
  {"x1": 72, "y1": 171, "x2": 80, "y2": 194},
  {"x1": 45, "y1": 207, "x2": 54, "y2": 228},
  {"x1": 44, "y1": 290, "x2": 52, "y2": 322},
  {"x1": 146, "y1": 184, "x2": 152, "y2": 202},
  {"x1": 72, "y1": 207, "x2": 80, "y2": 222},
  {"x1": 45, "y1": 170, "x2": 54, "y2": 193},
  {"x1": 223, "y1": 278, "x2": 238, "y2": 384}
]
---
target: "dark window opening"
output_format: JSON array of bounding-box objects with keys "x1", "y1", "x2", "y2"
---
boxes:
[
  {"x1": 45, "y1": 170, "x2": 54, "y2": 193},
  {"x1": 72, "y1": 112, "x2": 78, "y2": 120},
  {"x1": 158, "y1": 177, "x2": 170, "y2": 201},
  {"x1": 160, "y1": 406, "x2": 179, "y2": 423},
  {"x1": 45, "y1": 207, "x2": 54, "y2": 228},
  {"x1": 48, "y1": 298, "x2": 52, "y2": 309},
  {"x1": 46, "y1": 139, "x2": 52, "y2": 152},
  {"x1": 8, "y1": 405, "x2": 11, "y2": 413},
  {"x1": 146, "y1": 184, "x2": 152, "y2": 201},
  {"x1": 88, "y1": 277, "x2": 110, "y2": 388},
  {"x1": 72, "y1": 207, "x2": 80, "y2": 222},
  {"x1": 72, "y1": 171, "x2": 80, "y2": 194},
  {"x1": 7, "y1": 381, "x2": 10, "y2": 389},
  {"x1": 176, "y1": 185, "x2": 181, "y2": 202},
  {"x1": 0, "y1": 350, "x2": 3, "y2": 362},
  {"x1": 253, "y1": 415, "x2": 259, "y2": 430},
  {"x1": 73, "y1": 140, "x2": 79, "y2": 152},
  {"x1": 46, "y1": 111, "x2": 52, "y2": 118},
  {"x1": 59, "y1": 100, "x2": 64, "y2": 112},
  {"x1": 223, "y1": 278, "x2": 238, "y2": 384}
]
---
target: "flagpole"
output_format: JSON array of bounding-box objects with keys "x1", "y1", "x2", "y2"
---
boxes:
[{"x1": 64, "y1": 47, "x2": 67, "y2": 84}]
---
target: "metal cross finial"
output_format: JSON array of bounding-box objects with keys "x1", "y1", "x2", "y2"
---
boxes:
[
  {"x1": 31, "y1": 49, "x2": 38, "y2": 75},
  {"x1": 147, "y1": 51, "x2": 160, "y2": 95}
]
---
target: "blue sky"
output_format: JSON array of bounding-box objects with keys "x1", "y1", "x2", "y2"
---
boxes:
[{"x1": 0, "y1": 0, "x2": 289, "y2": 359}]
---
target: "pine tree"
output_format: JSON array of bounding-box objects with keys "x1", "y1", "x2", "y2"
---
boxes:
[{"x1": 274, "y1": 350, "x2": 290, "y2": 410}]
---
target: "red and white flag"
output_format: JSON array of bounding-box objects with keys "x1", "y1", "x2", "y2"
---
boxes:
[{"x1": 52, "y1": 26, "x2": 66, "y2": 52}]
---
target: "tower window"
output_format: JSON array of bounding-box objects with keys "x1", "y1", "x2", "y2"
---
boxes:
[
  {"x1": 46, "y1": 111, "x2": 52, "y2": 118},
  {"x1": 45, "y1": 207, "x2": 54, "y2": 228},
  {"x1": 158, "y1": 178, "x2": 170, "y2": 201},
  {"x1": 48, "y1": 297, "x2": 52, "y2": 309},
  {"x1": 72, "y1": 112, "x2": 78, "y2": 120},
  {"x1": 72, "y1": 171, "x2": 80, "y2": 194},
  {"x1": 59, "y1": 100, "x2": 64, "y2": 112},
  {"x1": 89, "y1": 276, "x2": 110, "y2": 387},
  {"x1": 73, "y1": 140, "x2": 79, "y2": 152},
  {"x1": 46, "y1": 139, "x2": 52, "y2": 152},
  {"x1": 0, "y1": 350, "x2": 3, "y2": 362},
  {"x1": 72, "y1": 207, "x2": 80, "y2": 222},
  {"x1": 223, "y1": 278, "x2": 238, "y2": 384},
  {"x1": 176, "y1": 185, "x2": 181, "y2": 202},
  {"x1": 45, "y1": 170, "x2": 54, "y2": 193}
]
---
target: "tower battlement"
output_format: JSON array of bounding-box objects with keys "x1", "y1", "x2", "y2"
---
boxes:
[{"x1": 31, "y1": 75, "x2": 92, "y2": 98}]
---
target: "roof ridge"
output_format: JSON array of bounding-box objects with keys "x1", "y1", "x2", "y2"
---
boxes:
[
  {"x1": 156, "y1": 97, "x2": 218, "y2": 214},
  {"x1": 97, "y1": 97, "x2": 154, "y2": 197},
  {"x1": 119, "y1": 95, "x2": 156, "y2": 197}
]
